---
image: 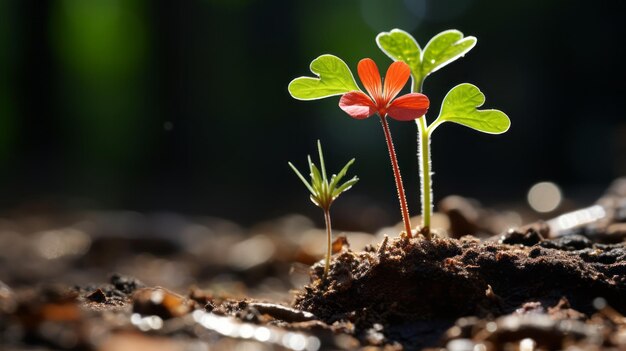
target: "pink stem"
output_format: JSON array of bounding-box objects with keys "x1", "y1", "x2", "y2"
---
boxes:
[{"x1": 380, "y1": 116, "x2": 413, "y2": 238}]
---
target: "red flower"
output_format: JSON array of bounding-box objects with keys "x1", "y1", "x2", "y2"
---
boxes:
[{"x1": 339, "y1": 58, "x2": 430, "y2": 121}]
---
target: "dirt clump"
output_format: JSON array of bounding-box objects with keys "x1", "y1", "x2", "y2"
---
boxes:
[{"x1": 295, "y1": 235, "x2": 626, "y2": 326}]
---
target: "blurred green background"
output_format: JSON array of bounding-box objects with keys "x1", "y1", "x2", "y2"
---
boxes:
[{"x1": 0, "y1": 0, "x2": 624, "y2": 230}]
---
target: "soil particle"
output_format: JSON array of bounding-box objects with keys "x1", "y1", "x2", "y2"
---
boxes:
[
  {"x1": 332, "y1": 235, "x2": 350, "y2": 253},
  {"x1": 539, "y1": 234, "x2": 593, "y2": 250},
  {"x1": 497, "y1": 225, "x2": 546, "y2": 246},
  {"x1": 86, "y1": 288, "x2": 107, "y2": 303},
  {"x1": 110, "y1": 273, "x2": 144, "y2": 295},
  {"x1": 132, "y1": 287, "x2": 193, "y2": 319},
  {"x1": 204, "y1": 300, "x2": 216, "y2": 312},
  {"x1": 74, "y1": 273, "x2": 145, "y2": 307},
  {"x1": 547, "y1": 298, "x2": 586, "y2": 320}
]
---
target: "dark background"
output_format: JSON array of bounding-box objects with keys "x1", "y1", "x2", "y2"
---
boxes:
[{"x1": 0, "y1": 0, "x2": 624, "y2": 230}]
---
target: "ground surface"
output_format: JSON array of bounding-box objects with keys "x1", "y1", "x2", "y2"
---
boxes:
[{"x1": 1, "y1": 179, "x2": 626, "y2": 350}]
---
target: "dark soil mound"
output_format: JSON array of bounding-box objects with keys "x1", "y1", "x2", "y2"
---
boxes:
[{"x1": 295, "y1": 234, "x2": 626, "y2": 325}]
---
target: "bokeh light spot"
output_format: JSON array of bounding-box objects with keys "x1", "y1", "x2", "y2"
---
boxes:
[{"x1": 527, "y1": 181, "x2": 562, "y2": 213}]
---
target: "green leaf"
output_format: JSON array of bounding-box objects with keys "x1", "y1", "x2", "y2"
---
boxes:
[
  {"x1": 421, "y1": 30, "x2": 476, "y2": 78},
  {"x1": 376, "y1": 29, "x2": 476, "y2": 90},
  {"x1": 376, "y1": 29, "x2": 422, "y2": 83},
  {"x1": 310, "y1": 195, "x2": 322, "y2": 207},
  {"x1": 309, "y1": 160, "x2": 323, "y2": 190},
  {"x1": 288, "y1": 54, "x2": 359, "y2": 100},
  {"x1": 316, "y1": 140, "x2": 327, "y2": 182},
  {"x1": 288, "y1": 162, "x2": 315, "y2": 195},
  {"x1": 329, "y1": 158, "x2": 355, "y2": 191},
  {"x1": 431, "y1": 83, "x2": 510, "y2": 134},
  {"x1": 333, "y1": 176, "x2": 359, "y2": 198}
]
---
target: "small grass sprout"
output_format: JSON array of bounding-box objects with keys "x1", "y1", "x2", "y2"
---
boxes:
[{"x1": 288, "y1": 140, "x2": 358, "y2": 279}]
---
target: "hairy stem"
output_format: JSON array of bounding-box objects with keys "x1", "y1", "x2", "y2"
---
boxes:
[
  {"x1": 323, "y1": 209, "x2": 332, "y2": 280},
  {"x1": 417, "y1": 117, "x2": 432, "y2": 239},
  {"x1": 413, "y1": 77, "x2": 432, "y2": 239},
  {"x1": 380, "y1": 116, "x2": 413, "y2": 238}
]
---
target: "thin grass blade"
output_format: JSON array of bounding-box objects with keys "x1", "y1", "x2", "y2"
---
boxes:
[{"x1": 288, "y1": 162, "x2": 316, "y2": 195}]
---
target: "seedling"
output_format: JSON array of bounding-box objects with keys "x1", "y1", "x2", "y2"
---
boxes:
[
  {"x1": 376, "y1": 29, "x2": 511, "y2": 238},
  {"x1": 289, "y1": 56, "x2": 429, "y2": 238},
  {"x1": 288, "y1": 140, "x2": 358, "y2": 279}
]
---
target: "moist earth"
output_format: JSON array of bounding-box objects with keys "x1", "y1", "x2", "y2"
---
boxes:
[
  {"x1": 294, "y1": 231, "x2": 626, "y2": 348},
  {"x1": 2, "y1": 178, "x2": 626, "y2": 350}
]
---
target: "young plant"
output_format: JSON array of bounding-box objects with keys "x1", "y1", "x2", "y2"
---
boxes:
[
  {"x1": 376, "y1": 29, "x2": 511, "y2": 238},
  {"x1": 288, "y1": 140, "x2": 358, "y2": 279},
  {"x1": 288, "y1": 56, "x2": 429, "y2": 238}
]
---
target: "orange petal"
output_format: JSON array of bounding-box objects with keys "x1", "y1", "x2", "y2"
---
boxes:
[
  {"x1": 387, "y1": 93, "x2": 430, "y2": 121},
  {"x1": 383, "y1": 61, "x2": 411, "y2": 103},
  {"x1": 357, "y1": 58, "x2": 383, "y2": 104},
  {"x1": 339, "y1": 91, "x2": 377, "y2": 119}
]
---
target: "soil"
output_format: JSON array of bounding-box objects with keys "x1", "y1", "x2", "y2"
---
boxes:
[
  {"x1": 1, "y1": 179, "x2": 626, "y2": 350},
  {"x1": 296, "y1": 233, "x2": 626, "y2": 349}
]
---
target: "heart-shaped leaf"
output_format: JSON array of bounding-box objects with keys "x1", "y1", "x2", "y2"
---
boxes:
[
  {"x1": 376, "y1": 29, "x2": 476, "y2": 90},
  {"x1": 421, "y1": 30, "x2": 476, "y2": 78},
  {"x1": 431, "y1": 83, "x2": 510, "y2": 134},
  {"x1": 376, "y1": 29, "x2": 422, "y2": 83},
  {"x1": 288, "y1": 55, "x2": 359, "y2": 100}
]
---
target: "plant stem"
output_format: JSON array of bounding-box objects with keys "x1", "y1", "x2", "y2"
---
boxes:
[
  {"x1": 379, "y1": 116, "x2": 413, "y2": 238},
  {"x1": 323, "y1": 209, "x2": 332, "y2": 280},
  {"x1": 417, "y1": 117, "x2": 432, "y2": 240},
  {"x1": 413, "y1": 77, "x2": 424, "y2": 94},
  {"x1": 413, "y1": 77, "x2": 432, "y2": 239}
]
